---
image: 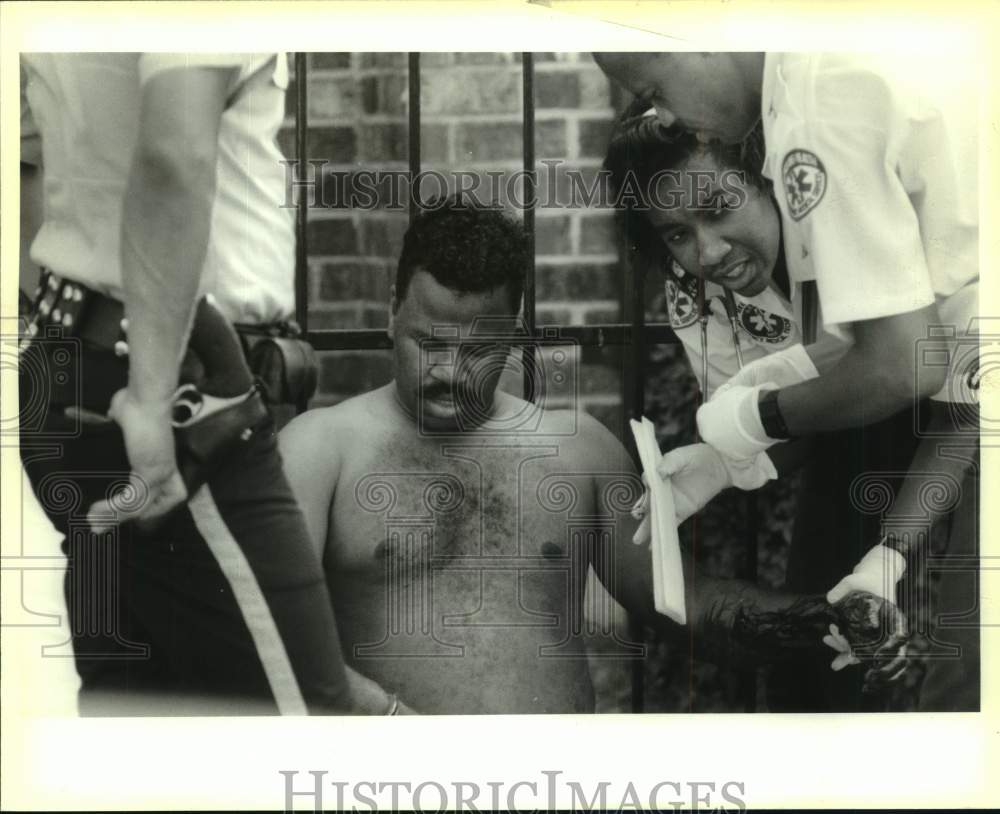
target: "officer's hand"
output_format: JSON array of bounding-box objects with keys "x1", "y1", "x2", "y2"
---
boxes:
[
  {"x1": 828, "y1": 590, "x2": 911, "y2": 693},
  {"x1": 715, "y1": 343, "x2": 819, "y2": 397},
  {"x1": 87, "y1": 388, "x2": 188, "y2": 532}
]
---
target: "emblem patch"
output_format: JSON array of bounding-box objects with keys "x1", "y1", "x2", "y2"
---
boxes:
[
  {"x1": 737, "y1": 303, "x2": 792, "y2": 344},
  {"x1": 782, "y1": 149, "x2": 827, "y2": 221},
  {"x1": 664, "y1": 261, "x2": 700, "y2": 329}
]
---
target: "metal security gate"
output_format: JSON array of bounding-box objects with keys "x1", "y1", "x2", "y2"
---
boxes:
[{"x1": 291, "y1": 52, "x2": 760, "y2": 713}]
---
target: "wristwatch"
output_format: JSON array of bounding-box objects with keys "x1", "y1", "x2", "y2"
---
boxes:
[{"x1": 758, "y1": 388, "x2": 792, "y2": 440}]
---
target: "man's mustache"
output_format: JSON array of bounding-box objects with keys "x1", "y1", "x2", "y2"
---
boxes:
[{"x1": 422, "y1": 382, "x2": 488, "y2": 404}]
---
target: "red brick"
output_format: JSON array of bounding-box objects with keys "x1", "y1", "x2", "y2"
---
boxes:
[
  {"x1": 583, "y1": 305, "x2": 623, "y2": 325},
  {"x1": 453, "y1": 53, "x2": 511, "y2": 66},
  {"x1": 317, "y1": 262, "x2": 391, "y2": 301},
  {"x1": 360, "y1": 216, "x2": 409, "y2": 259},
  {"x1": 534, "y1": 215, "x2": 572, "y2": 256},
  {"x1": 579, "y1": 118, "x2": 615, "y2": 159},
  {"x1": 421, "y1": 70, "x2": 521, "y2": 116},
  {"x1": 456, "y1": 122, "x2": 522, "y2": 162},
  {"x1": 307, "y1": 217, "x2": 358, "y2": 255},
  {"x1": 311, "y1": 53, "x2": 352, "y2": 70},
  {"x1": 306, "y1": 126, "x2": 357, "y2": 163},
  {"x1": 419, "y1": 124, "x2": 450, "y2": 164},
  {"x1": 535, "y1": 71, "x2": 581, "y2": 109},
  {"x1": 536, "y1": 120, "x2": 567, "y2": 158},
  {"x1": 359, "y1": 123, "x2": 409, "y2": 162},
  {"x1": 536, "y1": 306, "x2": 573, "y2": 326},
  {"x1": 361, "y1": 74, "x2": 408, "y2": 116},
  {"x1": 360, "y1": 53, "x2": 407, "y2": 69},
  {"x1": 318, "y1": 350, "x2": 394, "y2": 395},
  {"x1": 309, "y1": 76, "x2": 359, "y2": 120},
  {"x1": 535, "y1": 263, "x2": 622, "y2": 301},
  {"x1": 578, "y1": 213, "x2": 617, "y2": 255}
]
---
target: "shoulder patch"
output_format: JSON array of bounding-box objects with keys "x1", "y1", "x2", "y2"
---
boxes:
[
  {"x1": 782, "y1": 149, "x2": 827, "y2": 221},
  {"x1": 737, "y1": 302, "x2": 792, "y2": 344},
  {"x1": 665, "y1": 261, "x2": 700, "y2": 329}
]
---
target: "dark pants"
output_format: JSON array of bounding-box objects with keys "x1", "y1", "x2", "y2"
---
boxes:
[
  {"x1": 768, "y1": 403, "x2": 980, "y2": 712},
  {"x1": 19, "y1": 337, "x2": 349, "y2": 716}
]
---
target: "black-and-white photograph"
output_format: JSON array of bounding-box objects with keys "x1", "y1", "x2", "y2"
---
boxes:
[{"x1": 3, "y1": 2, "x2": 996, "y2": 811}]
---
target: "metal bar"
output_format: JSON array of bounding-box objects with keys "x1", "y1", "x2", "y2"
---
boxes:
[
  {"x1": 294, "y1": 52, "x2": 310, "y2": 414},
  {"x1": 305, "y1": 323, "x2": 682, "y2": 352},
  {"x1": 408, "y1": 53, "x2": 421, "y2": 223},
  {"x1": 625, "y1": 217, "x2": 648, "y2": 714},
  {"x1": 521, "y1": 52, "x2": 537, "y2": 403}
]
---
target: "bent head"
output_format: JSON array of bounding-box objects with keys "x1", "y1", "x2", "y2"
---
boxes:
[
  {"x1": 604, "y1": 103, "x2": 780, "y2": 297},
  {"x1": 594, "y1": 52, "x2": 763, "y2": 145},
  {"x1": 388, "y1": 199, "x2": 527, "y2": 432}
]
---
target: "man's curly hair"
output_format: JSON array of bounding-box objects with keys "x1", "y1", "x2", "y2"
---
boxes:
[{"x1": 396, "y1": 196, "x2": 527, "y2": 311}]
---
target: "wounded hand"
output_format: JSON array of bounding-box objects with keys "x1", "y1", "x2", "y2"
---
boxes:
[{"x1": 829, "y1": 590, "x2": 911, "y2": 694}]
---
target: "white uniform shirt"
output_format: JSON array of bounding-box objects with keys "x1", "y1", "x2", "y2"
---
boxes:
[
  {"x1": 665, "y1": 260, "x2": 846, "y2": 399},
  {"x1": 760, "y1": 52, "x2": 979, "y2": 403},
  {"x1": 21, "y1": 53, "x2": 294, "y2": 325}
]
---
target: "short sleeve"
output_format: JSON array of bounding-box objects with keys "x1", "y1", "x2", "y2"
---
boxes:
[
  {"x1": 138, "y1": 53, "x2": 249, "y2": 86},
  {"x1": 20, "y1": 65, "x2": 42, "y2": 166},
  {"x1": 789, "y1": 57, "x2": 935, "y2": 330}
]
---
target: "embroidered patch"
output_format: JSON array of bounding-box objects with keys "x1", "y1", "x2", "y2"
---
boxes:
[
  {"x1": 665, "y1": 261, "x2": 700, "y2": 329},
  {"x1": 782, "y1": 149, "x2": 827, "y2": 221},
  {"x1": 737, "y1": 303, "x2": 792, "y2": 344}
]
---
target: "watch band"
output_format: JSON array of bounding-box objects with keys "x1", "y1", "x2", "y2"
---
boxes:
[{"x1": 758, "y1": 388, "x2": 792, "y2": 440}]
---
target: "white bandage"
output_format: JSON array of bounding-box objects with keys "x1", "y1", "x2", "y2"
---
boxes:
[{"x1": 696, "y1": 383, "x2": 781, "y2": 461}]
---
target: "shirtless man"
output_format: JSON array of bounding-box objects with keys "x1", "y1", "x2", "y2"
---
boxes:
[{"x1": 280, "y1": 200, "x2": 910, "y2": 714}]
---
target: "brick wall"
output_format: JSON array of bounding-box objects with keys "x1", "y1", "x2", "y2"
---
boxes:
[{"x1": 282, "y1": 52, "x2": 640, "y2": 433}]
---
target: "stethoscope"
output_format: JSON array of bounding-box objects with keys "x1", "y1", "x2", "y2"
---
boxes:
[{"x1": 695, "y1": 278, "x2": 745, "y2": 402}]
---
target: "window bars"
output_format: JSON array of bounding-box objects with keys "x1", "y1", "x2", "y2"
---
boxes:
[{"x1": 291, "y1": 52, "x2": 760, "y2": 713}]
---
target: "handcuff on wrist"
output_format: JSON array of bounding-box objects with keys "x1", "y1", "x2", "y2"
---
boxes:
[{"x1": 384, "y1": 693, "x2": 400, "y2": 716}]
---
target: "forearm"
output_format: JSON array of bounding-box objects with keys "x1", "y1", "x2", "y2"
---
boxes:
[
  {"x1": 121, "y1": 151, "x2": 216, "y2": 405},
  {"x1": 764, "y1": 435, "x2": 814, "y2": 477}
]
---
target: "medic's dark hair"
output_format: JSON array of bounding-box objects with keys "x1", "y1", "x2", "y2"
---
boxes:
[
  {"x1": 603, "y1": 97, "x2": 770, "y2": 274},
  {"x1": 395, "y1": 195, "x2": 527, "y2": 312}
]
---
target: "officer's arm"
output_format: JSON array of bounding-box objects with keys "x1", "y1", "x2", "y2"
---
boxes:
[
  {"x1": 777, "y1": 303, "x2": 946, "y2": 435},
  {"x1": 121, "y1": 65, "x2": 233, "y2": 408}
]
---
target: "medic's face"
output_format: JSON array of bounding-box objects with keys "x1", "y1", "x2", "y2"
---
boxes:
[
  {"x1": 596, "y1": 52, "x2": 761, "y2": 145},
  {"x1": 645, "y1": 151, "x2": 780, "y2": 297}
]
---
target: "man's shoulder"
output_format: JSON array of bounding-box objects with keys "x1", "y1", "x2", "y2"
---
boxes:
[{"x1": 280, "y1": 386, "x2": 391, "y2": 454}]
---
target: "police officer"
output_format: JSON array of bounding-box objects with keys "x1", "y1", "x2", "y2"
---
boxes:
[
  {"x1": 19, "y1": 53, "x2": 402, "y2": 715},
  {"x1": 596, "y1": 52, "x2": 980, "y2": 711}
]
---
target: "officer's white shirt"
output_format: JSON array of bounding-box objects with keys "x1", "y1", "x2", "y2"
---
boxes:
[
  {"x1": 760, "y1": 52, "x2": 979, "y2": 403},
  {"x1": 21, "y1": 53, "x2": 294, "y2": 325},
  {"x1": 665, "y1": 260, "x2": 846, "y2": 399}
]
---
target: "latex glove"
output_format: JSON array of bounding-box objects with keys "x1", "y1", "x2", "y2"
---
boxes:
[
  {"x1": 715, "y1": 343, "x2": 819, "y2": 396},
  {"x1": 631, "y1": 443, "x2": 777, "y2": 544},
  {"x1": 696, "y1": 382, "x2": 782, "y2": 461},
  {"x1": 827, "y1": 542, "x2": 906, "y2": 605},
  {"x1": 87, "y1": 388, "x2": 188, "y2": 532},
  {"x1": 822, "y1": 623, "x2": 861, "y2": 671}
]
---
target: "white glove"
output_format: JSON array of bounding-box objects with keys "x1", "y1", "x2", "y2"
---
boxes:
[
  {"x1": 715, "y1": 344, "x2": 819, "y2": 396},
  {"x1": 826, "y1": 542, "x2": 906, "y2": 605},
  {"x1": 696, "y1": 382, "x2": 783, "y2": 461},
  {"x1": 631, "y1": 443, "x2": 777, "y2": 545}
]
